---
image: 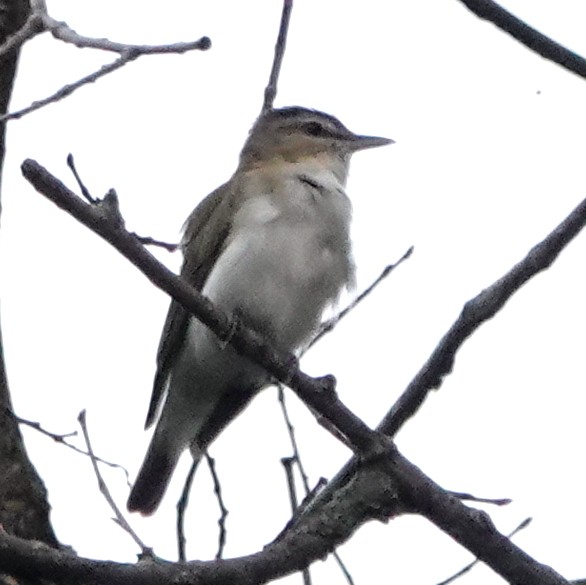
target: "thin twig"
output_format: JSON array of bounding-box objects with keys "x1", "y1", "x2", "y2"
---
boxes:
[
  {"x1": 0, "y1": 9, "x2": 210, "y2": 124},
  {"x1": 205, "y1": 454, "x2": 228, "y2": 560},
  {"x1": 0, "y1": 53, "x2": 137, "y2": 123},
  {"x1": 307, "y1": 247, "x2": 413, "y2": 353},
  {"x1": 77, "y1": 410, "x2": 150, "y2": 553},
  {"x1": 262, "y1": 0, "x2": 293, "y2": 113},
  {"x1": 277, "y1": 388, "x2": 353, "y2": 585},
  {"x1": 66, "y1": 154, "x2": 95, "y2": 204},
  {"x1": 130, "y1": 234, "x2": 178, "y2": 252},
  {"x1": 42, "y1": 13, "x2": 210, "y2": 55},
  {"x1": 281, "y1": 457, "x2": 312, "y2": 585},
  {"x1": 277, "y1": 385, "x2": 310, "y2": 492},
  {"x1": 448, "y1": 490, "x2": 511, "y2": 507},
  {"x1": 176, "y1": 459, "x2": 200, "y2": 562},
  {"x1": 332, "y1": 552, "x2": 355, "y2": 585},
  {"x1": 9, "y1": 409, "x2": 131, "y2": 486},
  {"x1": 68, "y1": 154, "x2": 177, "y2": 251},
  {"x1": 436, "y1": 517, "x2": 532, "y2": 585}
]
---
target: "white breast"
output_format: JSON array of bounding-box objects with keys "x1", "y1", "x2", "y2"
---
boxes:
[{"x1": 202, "y1": 165, "x2": 354, "y2": 353}]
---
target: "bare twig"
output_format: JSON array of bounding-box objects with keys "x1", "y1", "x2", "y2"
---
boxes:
[
  {"x1": 307, "y1": 247, "x2": 413, "y2": 352},
  {"x1": 278, "y1": 390, "x2": 353, "y2": 585},
  {"x1": 0, "y1": 5, "x2": 210, "y2": 124},
  {"x1": 456, "y1": 0, "x2": 586, "y2": 81},
  {"x1": 77, "y1": 410, "x2": 150, "y2": 554},
  {"x1": 42, "y1": 13, "x2": 210, "y2": 55},
  {"x1": 448, "y1": 490, "x2": 511, "y2": 507},
  {"x1": 205, "y1": 454, "x2": 228, "y2": 560},
  {"x1": 176, "y1": 458, "x2": 200, "y2": 562},
  {"x1": 68, "y1": 154, "x2": 177, "y2": 251},
  {"x1": 262, "y1": 0, "x2": 293, "y2": 113},
  {"x1": 380, "y1": 196, "x2": 586, "y2": 437},
  {"x1": 0, "y1": 53, "x2": 137, "y2": 123},
  {"x1": 130, "y1": 234, "x2": 178, "y2": 252},
  {"x1": 176, "y1": 454, "x2": 227, "y2": 562},
  {"x1": 281, "y1": 457, "x2": 312, "y2": 585},
  {"x1": 436, "y1": 517, "x2": 532, "y2": 585},
  {"x1": 66, "y1": 153, "x2": 95, "y2": 203},
  {"x1": 277, "y1": 386, "x2": 310, "y2": 492},
  {"x1": 9, "y1": 409, "x2": 131, "y2": 486}
]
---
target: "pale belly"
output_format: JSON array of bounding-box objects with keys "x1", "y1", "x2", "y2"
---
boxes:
[{"x1": 202, "y1": 219, "x2": 349, "y2": 353}]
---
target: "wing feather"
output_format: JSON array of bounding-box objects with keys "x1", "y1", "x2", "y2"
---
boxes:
[{"x1": 144, "y1": 181, "x2": 236, "y2": 428}]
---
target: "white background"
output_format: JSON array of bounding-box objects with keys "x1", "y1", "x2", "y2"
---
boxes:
[{"x1": 2, "y1": 1, "x2": 586, "y2": 583}]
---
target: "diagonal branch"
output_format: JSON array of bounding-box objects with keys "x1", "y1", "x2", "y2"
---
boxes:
[
  {"x1": 381, "y1": 194, "x2": 586, "y2": 437},
  {"x1": 21, "y1": 159, "x2": 380, "y2": 458},
  {"x1": 456, "y1": 0, "x2": 586, "y2": 80}
]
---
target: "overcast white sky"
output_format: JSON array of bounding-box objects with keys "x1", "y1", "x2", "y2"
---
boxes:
[{"x1": 2, "y1": 1, "x2": 586, "y2": 583}]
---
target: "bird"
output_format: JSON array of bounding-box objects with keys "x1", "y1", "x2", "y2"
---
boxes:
[{"x1": 127, "y1": 106, "x2": 393, "y2": 515}]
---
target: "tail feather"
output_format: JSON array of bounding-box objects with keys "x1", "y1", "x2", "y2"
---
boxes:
[{"x1": 127, "y1": 437, "x2": 179, "y2": 516}]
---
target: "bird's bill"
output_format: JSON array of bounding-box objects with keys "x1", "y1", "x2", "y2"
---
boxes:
[{"x1": 349, "y1": 134, "x2": 395, "y2": 151}]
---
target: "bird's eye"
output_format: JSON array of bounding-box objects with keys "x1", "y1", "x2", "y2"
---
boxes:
[{"x1": 304, "y1": 121, "x2": 325, "y2": 136}]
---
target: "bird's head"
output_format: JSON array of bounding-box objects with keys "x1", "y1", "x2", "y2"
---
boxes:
[{"x1": 239, "y1": 107, "x2": 393, "y2": 171}]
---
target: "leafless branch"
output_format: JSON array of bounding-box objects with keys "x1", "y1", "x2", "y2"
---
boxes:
[
  {"x1": 436, "y1": 517, "x2": 532, "y2": 585},
  {"x1": 205, "y1": 454, "x2": 228, "y2": 561},
  {"x1": 77, "y1": 410, "x2": 150, "y2": 555},
  {"x1": 42, "y1": 13, "x2": 210, "y2": 55},
  {"x1": 456, "y1": 0, "x2": 586, "y2": 80},
  {"x1": 0, "y1": 53, "x2": 133, "y2": 123},
  {"x1": 281, "y1": 457, "x2": 312, "y2": 585},
  {"x1": 380, "y1": 195, "x2": 586, "y2": 437},
  {"x1": 0, "y1": 448, "x2": 569, "y2": 585},
  {"x1": 0, "y1": 0, "x2": 211, "y2": 60},
  {"x1": 67, "y1": 154, "x2": 178, "y2": 252},
  {"x1": 277, "y1": 386, "x2": 310, "y2": 492},
  {"x1": 1, "y1": 34, "x2": 209, "y2": 124},
  {"x1": 176, "y1": 458, "x2": 199, "y2": 562},
  {"x1": 262, "y1": 0, "x2": 293, "y2": 113},
  {"x1": 0, "y1": 4, "x2": 210, "y2": 123},
  {"x1": 9, "y1": 410, "x2": 131, "y2": 487}
]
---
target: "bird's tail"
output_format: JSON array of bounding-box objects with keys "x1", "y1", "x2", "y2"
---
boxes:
[{"x1": 127, "y1": 433, "x2": 183, "y2": 516}]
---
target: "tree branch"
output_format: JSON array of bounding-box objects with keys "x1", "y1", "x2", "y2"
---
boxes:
[
  {"x1": 21, "y1": 159, "x2": 382, "y2": 460},
  {"x1": 0, "y1": 447, "x2": 571, "y2": 585},
  {"x1": 381, "y1": 193, "x2": 586, "y2": 437},
  {"x1": 456, "y1": 0, "x2": 586, "y2": 80},
  {"x1": 0, "y1": 0, "x2": 59, "y2": 551}
]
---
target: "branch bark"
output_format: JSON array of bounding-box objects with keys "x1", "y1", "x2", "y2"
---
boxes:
[
  {"x1": 456, "y1": 0, "x2": 586, "y2": 80},
  {"x1": 0, "y1": 0, "x2": 59, "y2": 550}
]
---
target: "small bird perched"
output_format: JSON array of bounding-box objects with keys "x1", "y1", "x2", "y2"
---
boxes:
[{"x1": 127, "y1": 107, "x2": 393, "y2": 515}]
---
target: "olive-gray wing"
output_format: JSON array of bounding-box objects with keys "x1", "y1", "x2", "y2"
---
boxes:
[{"x1": 144, "y1": 181, "x2": 237, "y2": 429}]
